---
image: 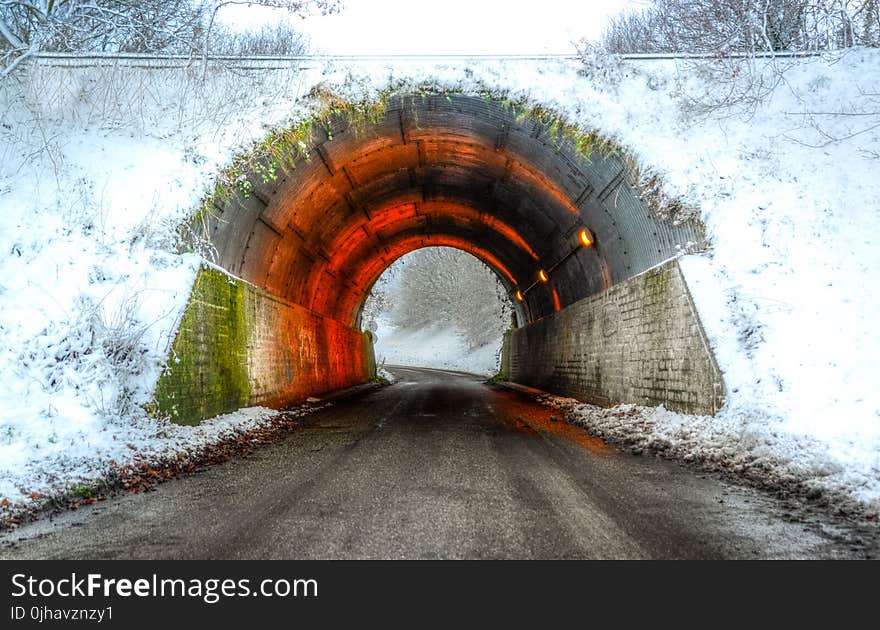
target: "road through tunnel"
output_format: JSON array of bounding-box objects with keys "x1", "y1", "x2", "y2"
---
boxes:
[{"x1": 154, "y1": 91, "x2": 724, "y2": 424}]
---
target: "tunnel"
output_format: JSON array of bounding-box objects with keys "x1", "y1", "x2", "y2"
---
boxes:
[{"x1": 154, "y1": 91, "x2": 724, "y2": 424}]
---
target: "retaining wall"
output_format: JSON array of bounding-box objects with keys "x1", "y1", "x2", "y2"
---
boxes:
[
  {"x1": 505, "y1": 259, "x2": 724, "y2": 415},
  {"x1": 154, "y1": 266, "x2": 375, "y2": 424}
]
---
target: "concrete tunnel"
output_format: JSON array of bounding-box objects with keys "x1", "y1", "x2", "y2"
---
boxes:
[{"x1": 154, "y1": 92, "x2": 724, "y2": 425}]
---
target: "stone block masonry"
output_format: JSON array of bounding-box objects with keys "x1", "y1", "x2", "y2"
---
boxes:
[
  {"x1": 506, "y1": 258, "x2": 724, "y2": 415},
  {"x1": 154, "y1": 265, "x2": 376, "y2": 425}
]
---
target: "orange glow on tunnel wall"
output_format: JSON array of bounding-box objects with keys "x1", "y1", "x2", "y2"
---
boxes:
[
  {"x1": 325, "y1": 200, "x2": 540, "y2": 263},
  {"x1": 552, "y1": 287, "x2": 562, "y2": 312},
  {"x1": 354, "y1": 234, "x2": 518, "y2": 288},
  {"x1": 304, "y1": 196, "x2": 543, "y2": 325},
  {"x1": 249, "y1": 100, "x2": 618, "y2": 331},
  {"x1": 329, "y1": 233, "x2": 521, "y2": 327}
]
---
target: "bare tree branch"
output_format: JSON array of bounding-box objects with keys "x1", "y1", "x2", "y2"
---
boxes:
[{"x1": 1, "y1": 0, "x2": 340, "y2": 77}]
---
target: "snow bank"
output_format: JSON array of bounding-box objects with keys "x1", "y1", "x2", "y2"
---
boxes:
[
  {"x1": 1, "y1": 51, "x2": 878, "y2": 517},
  {"x1": 364, "y1": 247, "x2": 512, "y2": 377},
  {"x1": 543, "y1": 397, "x2": 878, "y2": 518},
  {"x1": 374, "y1": 319, "x2": 501, "y2": 377},
  {"x1": 0, "y1": 63, "x2": 312, "y2": 514}
]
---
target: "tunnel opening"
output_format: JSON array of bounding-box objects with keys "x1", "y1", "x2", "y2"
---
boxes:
[
  {"x1": 156, "y1": 88, "x2": 723, "y2": 424},
  {"x1": 361, "y1": 246, "x2": 515, "y2": 376},
  {"x1": 196, "y1": 89, "x2": 704, "y2": 327}
]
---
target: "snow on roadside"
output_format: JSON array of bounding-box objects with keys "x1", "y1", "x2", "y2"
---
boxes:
[
  {"x1": 376, "y1": 365, "x2": 398, "y2": 384},
  {"x1": 0, "y1": 64, "x2": 314, "y2": 515},
  {"x1": 0, "y1": 405, "x2": 291, "y2": 524},
  {"x1": 538, "y1": 395, "x2": 879, "y2": 519},
  {"x1": 373, "y1": 317, "x2": 501, "y2": 377}
]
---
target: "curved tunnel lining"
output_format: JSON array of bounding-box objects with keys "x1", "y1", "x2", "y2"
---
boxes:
[{"x1": 204, "y1": 92, "x2": 705, "y2": 333}]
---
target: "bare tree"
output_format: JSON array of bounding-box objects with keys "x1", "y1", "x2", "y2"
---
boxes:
[
  {"x1": 0, "y1": 0, "x2": 341, "y2": 77},
  {"x1": 208, "y1": 22, "x2": 310, "y2": 56},
  {"x1": 199, "y1": 0, "x2": 339, "y2": 75},
  {"x1": 597, "y1": 1, "x2": 879, "y2": 117},
  {"x1": 0, "y1": 1, "x2": 206, "y2": 76},
  {"x1": 383, "y1": 248, "x2": 513, "y2": 351},
  {"x1": 601, "y1": 0, "x2": 879, "y2": 54}
]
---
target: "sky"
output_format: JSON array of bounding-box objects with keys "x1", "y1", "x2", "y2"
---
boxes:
[{"x1": 218, "y1": 0, "x2": 643, "y2": 55}]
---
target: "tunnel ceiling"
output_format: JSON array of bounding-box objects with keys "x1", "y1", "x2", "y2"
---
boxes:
[{"x1": 201, "y1": 92, "x2": 705, "y2": 327}]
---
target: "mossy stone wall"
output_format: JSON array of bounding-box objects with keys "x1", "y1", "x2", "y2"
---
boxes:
[
  {"x1": 508, "y1": 259, "x2": 725, "y2": 415},
  {"x1": 155, "y1": 266, "x2": 375, "y2": 425}
]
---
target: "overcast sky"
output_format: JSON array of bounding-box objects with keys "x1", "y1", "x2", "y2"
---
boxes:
[{"x1": 219, "y1": 0, "x2": 644, "y2": 55}]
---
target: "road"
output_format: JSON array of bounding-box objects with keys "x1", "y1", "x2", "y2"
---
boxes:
[{"x1": 0, "y1": 367, "x2": 872, "y2": 559}]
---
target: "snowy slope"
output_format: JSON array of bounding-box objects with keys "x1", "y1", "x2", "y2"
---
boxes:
[
  {"x1": 374, "y1": 319, "x2": 502, "y2": 377},
  {"x1": 364, "y1": 247, "x2": 512, "y2": 376},
  {"x1": 1, "y1": 51, "x2": 878, "y2": 518}
]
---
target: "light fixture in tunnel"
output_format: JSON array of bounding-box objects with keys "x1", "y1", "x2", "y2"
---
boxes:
[
  {"x1": 515, "y1": 289, "x2": 524, "y2": 302},
  {"x1": 537, "y1": 269, "x2": 549, "y2": 283},
  {"x1": 579, "y1": 228, "x2": 594, "y2": 247}
]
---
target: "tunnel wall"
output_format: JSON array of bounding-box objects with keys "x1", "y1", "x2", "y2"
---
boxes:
[
  {"x1": 505, "y1": 259, "x2": 724, "y2": 415},
  {"x1": 153, "y1": 265, "x2": 376, "y2": 424}
]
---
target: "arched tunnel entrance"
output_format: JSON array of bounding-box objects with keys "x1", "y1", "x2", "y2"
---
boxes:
[
  {"x1": 154, "y1": 91, "x2": 724, "y2": 424},
  {"x1": 362, "y1": 246, "x2": 516, "y2": 375}
]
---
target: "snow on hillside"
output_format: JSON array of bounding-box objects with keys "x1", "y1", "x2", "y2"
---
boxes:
[
  {"x1": 1, "y1": 50, "x2": 879, "y2": 519},
  {"x1": 374, "y1": 320, "x2": 502, "y2": 377},
  {"x1": 364, "y1": 247, "x2": 512, "y2": 377}
]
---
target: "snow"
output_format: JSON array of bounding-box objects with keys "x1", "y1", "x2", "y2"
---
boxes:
[
  {"x1": 218, "y1": 0, "x2": 639, "y2": 55},
  {"x1": 1, "y1": 49, "x2": 879, "y2": 518},
  {"x1": 364, "y1": 247, "x2": 511, "y2": 377},
  {"x1": 544, "y1": 397, "x2": 876, "y2": 517},
  {"x1": 374, "y1": 319, "x2": 502, "y2": 377},
  {"x1": 0, "y1": 62, "x2": 310, "y2": 514}
]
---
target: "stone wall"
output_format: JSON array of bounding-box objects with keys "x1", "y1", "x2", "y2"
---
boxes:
[
  {"x1": 154, "y1": 265, "x2": 375, "y2": 425},
  {"x1": 506, "y1": 259, "x2": 724, "y2": 415}
]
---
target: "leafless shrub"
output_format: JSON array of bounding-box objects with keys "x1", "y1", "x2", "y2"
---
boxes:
[
  {"x1": 174, "y1": 214, "x2": 221, "y2": 263},
  {"x1": 573, "y1": 39, "x2": 625, "y2": 84},
  {"x1": 20, "y1": 291, "x2": 153, "y2": 419},
  {"x1": 602, "y1": 1, "x2": 880, "y2": 55},
  {"x1": 635, "y1": 172, "x2": 700, "y2": 226},
  {"x1": 1, "y1": 1, "x2": 340, "y2": 77},
  {"x1": 208, "y1": 23, "x2": 310, "y2": 57},
  {"x1": 599, "y1": 1, "x2": 880, "y2": 117}
]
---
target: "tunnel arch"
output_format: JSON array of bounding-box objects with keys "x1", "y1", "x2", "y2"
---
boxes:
[
  {"x1": 199, "y1": 90, "x2": 705, "y2": 330},
  {"x1": 158, "y1": 88, "x2": 723, "y2": 423}
]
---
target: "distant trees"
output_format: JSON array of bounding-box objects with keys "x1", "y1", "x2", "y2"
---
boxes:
[
  {"x1": 0, "y1": 2, "x2": 204, "y2": 57},
  {"x1": 602, "y1": 0, "x2": 880, "y2": 54},
  {"x1": 0, "y1": 0, "x2": 341, "y2": 76},
  {"x1": 596, "y1": 1, "x2": 880, "y2": 117},
  {"x1": 206, "y1": 22, "x2": 310, "y2": 56},
  {"x1": 362, "y1": 247, "x2": 513, "y2": 352}
]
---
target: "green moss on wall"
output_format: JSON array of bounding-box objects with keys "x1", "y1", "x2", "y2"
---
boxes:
[
  {"x1": 362, "y1": 331, "x2": 377, "y2": 379},
  {"x1": 182, "y1": 82, "x2": 706, "y2": 253},
  {"x1": 154, "y1": 267, "x2": 251, "y2": 425}
]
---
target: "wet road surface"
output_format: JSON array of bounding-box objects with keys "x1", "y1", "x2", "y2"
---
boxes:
[{"x1": 0, "y1": 367, "x2": 872, "y2": 559}]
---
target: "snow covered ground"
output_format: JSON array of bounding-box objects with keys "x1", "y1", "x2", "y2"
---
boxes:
[
  {"x1": 374, "y1": 319, "x2": 502, "y2": 377},
  {"x1": 1, "y1": 49, "x2": 879, "y2": 520},
  {"x1": 364, "y1": 247, "x2": 512, "y2": 377}
]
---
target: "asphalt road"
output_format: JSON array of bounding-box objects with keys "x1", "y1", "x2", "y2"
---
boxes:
[{"x1": 0, "y1": 367, "x2": 872, "y2": 559}]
